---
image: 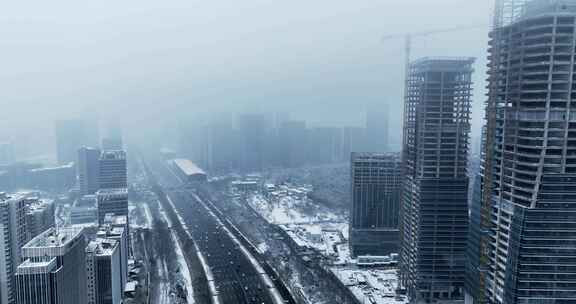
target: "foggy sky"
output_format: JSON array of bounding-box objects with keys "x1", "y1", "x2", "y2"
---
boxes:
[{"x1": 0, "y1": 0, "x2": 492, "y2": 156}]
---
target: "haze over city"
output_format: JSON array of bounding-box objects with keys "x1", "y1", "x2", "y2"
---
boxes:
[
  {"x1": 1, "y1": 0, "x2": 490, "y2": 159},
  {"x1": 4, "y1": 1, "x2": 576, "y2": 304}
]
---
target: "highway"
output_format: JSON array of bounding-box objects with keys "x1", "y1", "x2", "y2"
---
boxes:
[
  {"x1": 170, "y1": 189, "x2": 281, "y2": 304},
  {"x1": 142, "y1": 155, "x2": 295, "y2": 304}
]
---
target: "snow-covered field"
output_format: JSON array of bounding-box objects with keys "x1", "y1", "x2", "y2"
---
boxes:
[
  {"x1": 250, "y1": 194, "x2": 343, "y2": 225},
  {"x1": 246, "y1": 189, "x2": 406, "y2": 303},
  {"x1": 248, "y1": 193, "x2": 350, "y2": 258}
]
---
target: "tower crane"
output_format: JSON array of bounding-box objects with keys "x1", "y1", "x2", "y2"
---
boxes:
[
  {"x1": 382, "y1": 24, "x2": 486, "y2": 110},
  {"x1": 381, "y1": 24, "x2": 486, "y2": 79}
]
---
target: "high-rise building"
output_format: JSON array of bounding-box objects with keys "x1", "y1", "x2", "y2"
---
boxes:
[
  {"x1": 468, "y1": 1, "x2": 576, "y2": 303},
  {"x1": 14, "y1": 258, "x2": 57, "y2": 304},
  {"x1": 98, "y1": 151, "x2": 127, "y2": 190},
  {"x1": 96, "y1": 189, "x2": 128, "y2": 225},
  {"x1": 278, "y1": 121, "x2": 308, "y2": 168},
  {"x1": 207, "y1": 121, "x2": 236, "y2": 173},
  {"x1": 56, "y1": 120, "x2": 84, "y2": 165},
  {"x1": 0, "y1": 143, "x2": 15, "y2": 166},
  {"x1": 309, "y1": 127, "x2": 341, "y2": 165},
  {"x1": 366, "y1": 105, "x2": 389, "y2": 152},
  {"x1": 86, "y1": 239, "x2": 122, "y2": 304},
  {"x1": 78, "y1": 147, "x2": 101, "y2": 196},
  {"x1": 27, "y1": 163, "x2": 76, "y2": 191},
  {"x1": 238, "y1": 114, "x2": 267, "y2": 172},
  {"x1": 55, "y1": 120, "x2": 99, "y2": 165},
  {"x1": 0, "y1": 193, "x2": 28, "y2": 304},
  {"x1": 23, "y1": 197, "x2": 54, "y2": 242},
  {"x1": 349, "y1": 152, "x2": 401, "y2": 257},
  {"x1": 70, "y1": 195, "x2": 98, "y2": 225},
  {"x1": 16, "y1": 227, "x2": 87, "y2": 304},
  {"x1": 86, "y1": 242, "x2": 97, "y2": 304},
  {"x1": 84, "y1": 119, "x2": 100, "y2": 149},
  {"x1": 98, "y1": 215, "x2": 129, "y2": 292},
  {"x1": 341, "y1": 127, "x2": 367, "y2": 158},
  {"x1": 400, "y1": 57, "x2": 474, "y2": 303},
  {"x1": 101, "y1": 122, "x2": 123, "y2": 151},
  {"x1": 179, "y1": 121, "x2": 212, "y2": 169}
]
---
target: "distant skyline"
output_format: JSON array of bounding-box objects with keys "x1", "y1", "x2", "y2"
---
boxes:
[{"x1": 0, "y1": 0, "x2": 492, "y2": 157}]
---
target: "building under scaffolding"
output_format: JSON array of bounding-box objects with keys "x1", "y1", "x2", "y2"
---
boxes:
[
  {"x1": 400, "y1": 57, "x2": 474, "y2": 303},
  {"x1": 470, "y1": 0, "x2": 576, "y2": 303}
]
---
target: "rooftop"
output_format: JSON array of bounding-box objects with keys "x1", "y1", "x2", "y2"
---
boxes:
[
  {"x1": 74, "y1": 195, "x2": 97, "y2": 207},
  {"x1": 411, "y1": 57, "x2": 476, "y2": 72},
  {"x1": 331, "y1": 268, "x2": 408, "y2": 304},
  {"x1": 26, "y1": 197, "x2": 54, "y2": 212},
  {"x1": 96, "y1": 188, "x2": 129, "y2": 198},
  {"x1": 23, "y1": 226, "x2": 84, "y2": 250},
  {"x1": 98, "y1": 224, "x2": 126, "y2": 239},
  {"x1": 173, "y1": 158, "x2": 206, "y2": 176},
  {"x1": 88, "y1": 238, "x2": 118, "y2": 256},
  {"x1": 102, "y1": 214, "x2": 128, "y2": 226},
  {"x1": 0, "y1": 191, "x2": 29, "y2": 202},
  {"x1": 29, "y1": 162, "x2": 74, "y2": 172},
  {"x1": 351, "y1": 152, "x2": 401, "y2": 162},
  {"x1": 16, "y1": 257, "x2": 57, "y2": 275},
  {"x1": 100, "y1": 150, "x2": 126, "y2": 160},
  {"x1": 124, "y1": 281, "x2": 137, "y2": 293}
]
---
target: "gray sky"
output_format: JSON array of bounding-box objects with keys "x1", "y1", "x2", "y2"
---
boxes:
[{"x1": 0, "y1": 0, "x2": 492, "y2": 154}]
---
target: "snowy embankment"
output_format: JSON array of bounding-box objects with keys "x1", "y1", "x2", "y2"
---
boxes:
[{"x1": 157, "y1": 198, "x2": 196, "y2": 304}]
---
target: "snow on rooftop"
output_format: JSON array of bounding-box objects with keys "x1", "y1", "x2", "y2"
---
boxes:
[
  {"x1": 23, "y1": 226, "x2": 84, "y2": 250},
  {"x1": 100, "y1": 150, "x2": 126, "y2": 160},
  {"x1": 29, "y1": 163, "x2": 74, "y2": 172},
  {"x1": 124, "y1": 281, "x2": 138, "y2": 293},
  {"x1": 89, "y1": 238, "x2": 119, "y2": 256},
  {"x1": 0, "y1": 192, "x2": 24, "y2": 202},
  {"x1": 173, "y1": 159, "x2": 206, "y2": 176},
  {"x1": 27, "y1": 198, "x2": 53, "y2": 212},
  {"x1": 331, "y1": 268, "x2": 408, "y2": 304}
]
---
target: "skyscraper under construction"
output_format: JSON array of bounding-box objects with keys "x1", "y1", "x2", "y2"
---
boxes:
[
  {"x1": 468, "y1": 0, "x2": 576, "y2": 303},
  {"x1": 400, "y1": 57, "x2": 474, "y2": 303}
]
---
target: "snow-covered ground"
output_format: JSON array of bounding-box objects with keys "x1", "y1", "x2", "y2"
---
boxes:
[
  {"x1": 130, "y1": 196, "x2": 194, "y2": 304},
  {"x1": 331, "y1": 268, "x2": 408, "y2": 304},
  {"x1": 248, "y1": 194, "x2": 349, "y2": 258},
  {"x1": 280, "y1": 223, "x2": 348, "y2": 256},
  {"x1": 157, "y1": 259, "x2": 171, "y2": 304},
  {"x1": 172, "y1": 232, "x2": 195, "y2": 304},
  {"x1": 250, "y1": 194, "x2": 343, "y2": 225},
  {"x1": 129, "y1": 201, "x2": 154, "y2": 229},
  {"x1": 246, "y1": 189, "x2": 406, "y2": 303}
]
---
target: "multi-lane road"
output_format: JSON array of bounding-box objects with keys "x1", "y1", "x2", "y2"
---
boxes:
[{"x1": 142, "y1": 155, "x2": 295, "y2": 304}]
